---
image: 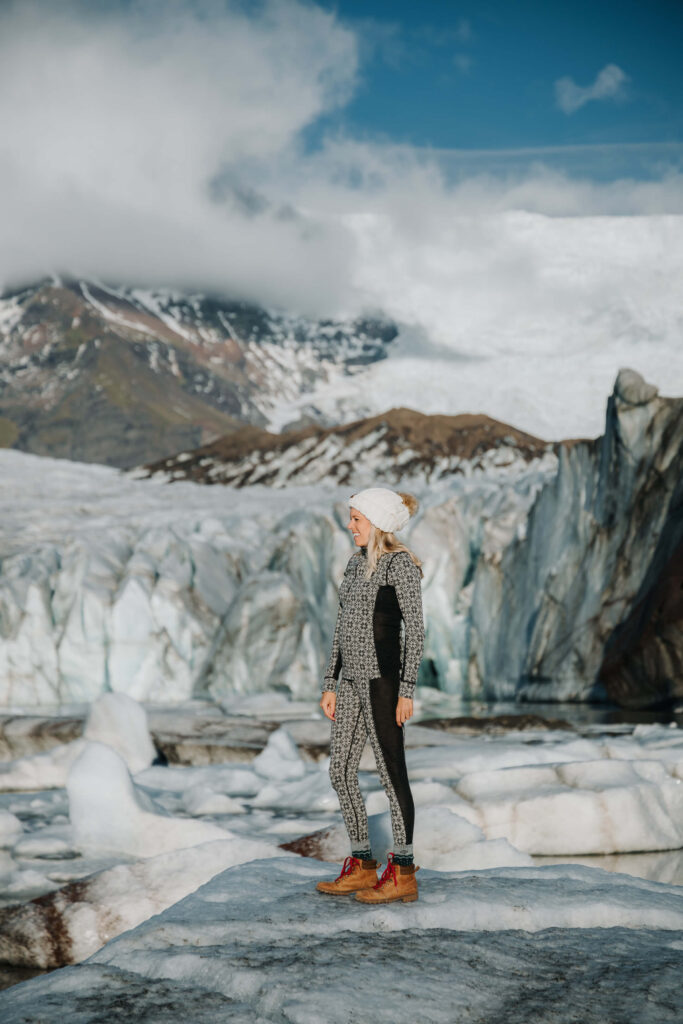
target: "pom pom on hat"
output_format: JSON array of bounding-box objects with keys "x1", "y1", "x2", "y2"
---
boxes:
[{"x1": 349, "y1": 487, "x2": 413, "y2": 533}]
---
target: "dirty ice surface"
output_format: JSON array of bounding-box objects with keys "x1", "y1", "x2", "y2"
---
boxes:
[
  {"x1": 0, "y1": 693, "x2": 682, "y2": 1020},
  {"x1": 1, "y1": 857, "x2": 682, "y2": 1023}
]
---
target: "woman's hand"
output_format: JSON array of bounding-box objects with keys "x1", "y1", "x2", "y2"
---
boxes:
[
  {"x1": 320, "y1": 690, "x2": 336, "y2": 721},
  {"x1": 396, "y1": 696, "x2": 413, "y2": 727}
]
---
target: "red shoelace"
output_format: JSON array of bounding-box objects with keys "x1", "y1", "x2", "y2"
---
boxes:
[
  {"x1": 373, "y1": 853, "x2": 398, "y2": 890},
  {"x1": 336, "y1": 855, "x2": 361, "y2": 880}
]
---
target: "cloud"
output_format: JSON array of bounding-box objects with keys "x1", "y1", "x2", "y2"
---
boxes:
[
  {"x1": 555, "y1": 63, "x2": 630, "y2": 114},
  {"x1": 0, "y1": 0, "x2": 681, "y2": 358},
  {"x1": 0, "y1": 0, "x2": 359, "y2": 314},
  {"x1": 352, "y1": 15, "x2": 473, "y2": 71}
]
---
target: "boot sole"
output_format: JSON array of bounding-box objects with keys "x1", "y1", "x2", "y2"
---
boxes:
[
  {"x1": 316, "y1": 889, "x2": 360, "y2": 896},
  {"x1": 356, "y1": 893, "x2": 418, "y2": 904}
]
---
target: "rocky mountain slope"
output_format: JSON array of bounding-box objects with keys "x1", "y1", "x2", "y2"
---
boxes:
[
  {"x1": 0, "y1": 278, "x2": 397, "y2": 467},
  {"x1": 136, "y1": 407, "x2": 555, "y2": 488}
]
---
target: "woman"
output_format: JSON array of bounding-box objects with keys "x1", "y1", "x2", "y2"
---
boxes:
[{"x1": 317, "y1": 486, "x2": 425, "y2": 904}]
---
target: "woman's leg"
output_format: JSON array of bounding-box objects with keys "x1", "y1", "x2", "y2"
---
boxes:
[
  {"x1": 360, "y1": 676, "x2": 415, "y2": 865},
  {"x1": 328, "y1": 679, "x2": 372, "y2": 859}
]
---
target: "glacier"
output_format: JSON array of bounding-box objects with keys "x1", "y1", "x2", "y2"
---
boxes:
[{"x1": 0, "y1": 368, "x2": 681, "y2": 709}]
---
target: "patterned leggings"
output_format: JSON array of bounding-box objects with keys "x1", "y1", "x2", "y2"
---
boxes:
[{"x1": 329, "y1": 676, "x2": 415, "y2": 862}]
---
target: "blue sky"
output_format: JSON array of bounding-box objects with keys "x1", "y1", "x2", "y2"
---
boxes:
[{"x1": 309, "y1": 0, "x2": 683, "y2": 179}]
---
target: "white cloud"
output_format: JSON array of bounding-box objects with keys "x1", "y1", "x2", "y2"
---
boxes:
[
  {"x1": 555, "y1": 63, "x2": 630, "y2": 115},
  {"x1": 0, "y1": 0, "x2": 681, "y2": 384},
  {"x1": 0, "y1": 0, "x2": 359, "y2": 314}
]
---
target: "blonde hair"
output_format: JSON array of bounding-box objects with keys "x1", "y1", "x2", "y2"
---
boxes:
[{"x1": 351, "y1": 491, "x2": 424, "y2": 580}]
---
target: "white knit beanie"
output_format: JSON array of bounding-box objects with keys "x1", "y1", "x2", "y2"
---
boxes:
[{"x1": 349, "y1": 487, "x2": 412, "y2": 533}]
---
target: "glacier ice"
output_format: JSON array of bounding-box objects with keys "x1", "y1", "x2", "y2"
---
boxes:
[
  {"x1": 66, "y1": 741, "x2": 228, "y2": 858},
  {"x1": 0, "y1": 692, "x2": 156, "y2": 792},
  {"x1": 1, "y1": 858, "x2": 681, "y2": 1022},
  {"x1": 0, "y1": 368, "x2": 681, "y2": 710}
]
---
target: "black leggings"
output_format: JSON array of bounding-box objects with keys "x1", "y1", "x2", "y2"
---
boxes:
[{"x1": 329, "y1": 676, "x2": 415, "y2": 860}]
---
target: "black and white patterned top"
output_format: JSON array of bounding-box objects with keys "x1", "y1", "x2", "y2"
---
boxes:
[{"x1": 323, "y1": 547, "x2": 425, "y2": 700}]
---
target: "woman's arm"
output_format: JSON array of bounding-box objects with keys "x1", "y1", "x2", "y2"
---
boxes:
[
  {"x1": 389, "y1": 552, "x2": 425, "y2": 700},
  {"x1": 322, "y1": 600, "x2": 343, "y2": 694},
  {"x1": 322, "y1": 555, "x2": 355, "y2": 694}
]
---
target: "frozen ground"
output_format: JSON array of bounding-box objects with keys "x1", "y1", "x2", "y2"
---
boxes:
[
  {"x1": 0, "y1": 692, "x2": 681, "y2": 1006},
  {"x1": 0, "y1": 692, "x2": 681, "y2": 1019},
  {"x1": 2, "y1": 696, "x2": 683, "y2": 874},
  {"x1": 1, "y1": 857, "x2": 682, "y2": 1023}
]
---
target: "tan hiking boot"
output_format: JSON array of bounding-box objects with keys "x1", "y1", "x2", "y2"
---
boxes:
[
  {"x1": 316, "y1": 855, "x2": 379, "y2": 896},
  {"x1": 355, "y1": 852, "x2": 419, "y2": 904}
]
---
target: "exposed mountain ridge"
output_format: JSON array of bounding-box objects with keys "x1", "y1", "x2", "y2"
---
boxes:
[{"x1": 136, "y1": 406, "x2": 559, "y2": 488}]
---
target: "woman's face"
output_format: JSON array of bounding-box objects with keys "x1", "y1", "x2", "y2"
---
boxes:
[{"x1": 347, "y1": 507, "x2": 372, "y2": 546}]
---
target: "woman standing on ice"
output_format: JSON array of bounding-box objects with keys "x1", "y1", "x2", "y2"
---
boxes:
[{"x1": 317, "y1": 487, "x2": 424, "y2": 904}]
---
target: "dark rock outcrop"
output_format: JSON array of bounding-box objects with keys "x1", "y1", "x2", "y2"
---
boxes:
[{"x1": 468, "y1": 369, "x2": 683, "y2": 708}]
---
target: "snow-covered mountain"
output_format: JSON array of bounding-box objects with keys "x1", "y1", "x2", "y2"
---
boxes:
[
  {"x1": 0, "y1": 278, "x2": 397, "y2": 467},
  {"x1": 0, "y1": 369, "x2": 680, "y2": 710}
]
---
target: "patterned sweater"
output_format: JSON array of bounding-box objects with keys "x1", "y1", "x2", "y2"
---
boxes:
[{"x1": 322, "y1": 546, "x2": 425, "y2": 700}]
